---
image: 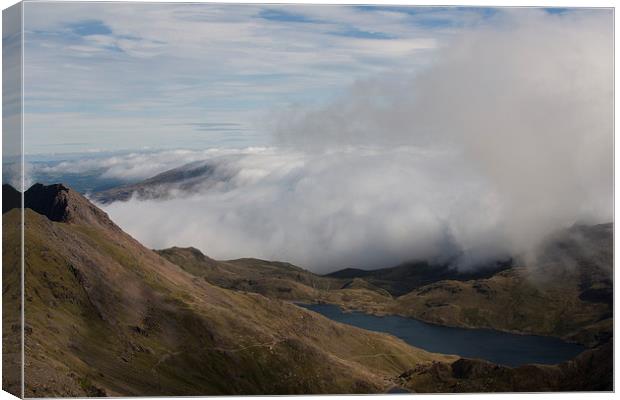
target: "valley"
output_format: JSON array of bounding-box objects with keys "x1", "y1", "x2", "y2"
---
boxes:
[
  {"x1": 3, "y1": 183, "x2": 613, "y2": 395},
  {"x1": 158, "y1": 223, "x2": 613, "y2": 348}
]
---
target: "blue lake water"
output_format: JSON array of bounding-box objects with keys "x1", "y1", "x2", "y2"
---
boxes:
[{"x1": 300, "y1": 303, "x2": 585, "y2": 367}]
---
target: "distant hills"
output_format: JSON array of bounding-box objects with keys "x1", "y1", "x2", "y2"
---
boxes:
[
  {"x1": 156, "y1": 247, "x2": 341, "y2": 301},
  {"x1": 90, "y1": 160, "x2": 226, "y2": 204},
  {"x1": 158, "y1": 225, "x2": 612, "y2": 348},
  {"x1": 321, "y1": 223, "x2": 613, "y2": 346},
  {"x1": 326, "y1": 259, "x2": 512, "y2": 297}
]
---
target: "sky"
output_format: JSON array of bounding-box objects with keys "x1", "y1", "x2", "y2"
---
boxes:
[
  {"x1": 5, "y1": 4, "x2": 613, "y2": 271},
  {"x1": 17, "y1": 3, "x2": 530, "y2": 154}
]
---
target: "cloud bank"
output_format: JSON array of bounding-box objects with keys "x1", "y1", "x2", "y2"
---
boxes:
[
  {"x1": 34, "y1": 148, "x2": 269, "y2": 182},
  {"x1": 102, "y1": 147, "x2": 504, "y2": 272},
  {"x1": 96, "y1": 9, "x2": 611, "y2": 273},
  {"x1": 272, "y1": 9, "x2": 613, "y2": 261}
]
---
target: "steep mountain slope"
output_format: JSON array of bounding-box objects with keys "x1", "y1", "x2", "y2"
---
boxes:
[
  {"x1": 2, "y1": 183, "x2": 21, "y2": 213},
  {"x1": 2, "y1": 185, "x2": 22, "y2": 397},
  {"x1": 9, "y1": 183, "x2": 454, "y2": 396}
]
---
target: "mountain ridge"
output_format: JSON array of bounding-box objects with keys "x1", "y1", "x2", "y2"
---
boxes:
[
  {"x1": 7, "y1": 183, "x2": 455, "y2": 396},
  {"x1": 89, "y1": 160, "x2": 225, "y2": 204}
]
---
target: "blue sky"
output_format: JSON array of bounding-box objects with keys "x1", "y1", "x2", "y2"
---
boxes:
[{"x1": 14, "y1": 3, "x2": 574, "y2": 154}]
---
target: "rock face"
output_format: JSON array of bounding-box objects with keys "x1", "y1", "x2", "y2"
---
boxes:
[
  {"x1": 9, "y1": 183, "x2": 452, "y2": 397},
  {"x1": 2, "y1": 184, "x2": 21, "y2": 214},
  {"x1": 3, "y1": 183, "x2": 118, "y2": 229},
  {"x1": 24, "y1": 183, "x2": 75, "y2": 222},
  {"x1": 24, "y1": 183, "x2": 117, "y2": 228}
]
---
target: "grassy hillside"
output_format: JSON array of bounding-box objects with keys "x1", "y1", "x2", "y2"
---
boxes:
[
  {"x1": 156, "y1": 247, "x2": 341, "y2": 301},
  {"x1": 160, "y1": 225, "x2": 612, "y2": 347},
  {"x1": 385, "y1": 224, "x2": 613, "y2": 345},
  {"x1": 390, "y1": 268, "x2": 611, "y2": 346},
  {"x1": 10, "y1": 185, "x2": 455, "y2": 396},
  {"x1": 157, "y1": 236, "x2": 613, "y2": 392},
  {"x1": 2, "y1": 196, "x2": 22, "y2": 397}
]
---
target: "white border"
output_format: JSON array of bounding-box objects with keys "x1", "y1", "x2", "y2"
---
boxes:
[{"x1": 0, "y1": 1, "x2": 617, "y2": 400}]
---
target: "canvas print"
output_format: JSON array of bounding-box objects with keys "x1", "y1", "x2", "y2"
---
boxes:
[{"x1": 1, "y1": 2, "x2": 614, "y2": 397}]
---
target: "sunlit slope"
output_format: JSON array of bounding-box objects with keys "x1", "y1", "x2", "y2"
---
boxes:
[
  {"x1": 156, "y1": 247, "x2": 341, "y2": 301},
  {"x1": 13, "y1": 184, "x2": 454, "y2": 397}
]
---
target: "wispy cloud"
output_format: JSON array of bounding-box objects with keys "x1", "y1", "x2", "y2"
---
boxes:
[{"x1": 21, "y1": 3, "x2": 496, "y2": 153}]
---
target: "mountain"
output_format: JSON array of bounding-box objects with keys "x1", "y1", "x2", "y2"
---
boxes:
[
  {"x1": 156, "y1": 247, "x2": 342, "y2": 301},
  {"x1": 2, "y1": 184, "x2": 22, "y2": 397},
  {"x1": 89, "y1": 161, "x2": 226, "y2": 204},
  {"x1": 157, "y1": 222, "x2": 612, "y2": 347},
  {"x1": 315, "y1": 224, "x2": 613, "y2": 347},
  {"x1": 2, "y1": 184, "x2": 20, "y2": 213},
  {"x1": 326, "y1": 259, "x2": 512, "y2": 296},
  {"x1": 6, "y1": 183, "x2": 454, "y2": 396},
  {"x1": 386, "y1": 223, "x2": 613, "y2": 346},
  {"x1": 3, "y1": 183, "x2": 612, "y2": 394},
  {"x1": 157, "y1": 226, "x2": 612, "y2": 348},
  {"x1": 156, "y1": 231, "x2": 613, "y2": 392}
]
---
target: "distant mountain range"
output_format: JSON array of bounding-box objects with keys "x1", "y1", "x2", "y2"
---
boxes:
[
  {"x1": 90, "y1": 160, "x2": 228, "y2": 204},
  {"x1": 325, "y1": 259, "x2": 513, "y2": 297}
]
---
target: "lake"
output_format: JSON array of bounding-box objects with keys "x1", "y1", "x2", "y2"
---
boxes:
[{"x1": 299, "y1": 303, "x2": 585, "y2": 367}]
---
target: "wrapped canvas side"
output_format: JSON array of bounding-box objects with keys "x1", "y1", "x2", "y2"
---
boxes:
[{"x1": 2, "y1": 2, "x2": 24, "y2": 398}]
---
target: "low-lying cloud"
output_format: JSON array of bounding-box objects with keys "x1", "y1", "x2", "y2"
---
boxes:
[
  {"x1": 272, "y1": 9, "x2": 613, "y2": 262},
  {"x1": 102, "y1": 147, "x2": 508, "y2": 272},
  {"x1": 30, "y1": 147, "x2": 269, "y2": 183},
  {"x1": 97, "y1": 9, "x2": 611, "y2": 273}
]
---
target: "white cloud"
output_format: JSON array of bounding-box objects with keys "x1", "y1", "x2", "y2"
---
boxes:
[
  {"x1": 92, "y1": 9, "x2": 614, "y2": 273},
  {"x1": 273, "y1": 9, "x2": 613, "y2": 258},
  {"x1": 21, "y1": 3, "x2": 471, "y2": 153},
  {"x1": 18, "y1": 7, "x2": 612, "y2": 274},
  {"x1": 101, "y1": 147, "x2": 506, "y2": 273},
  {"x1": 35, "y1": 147, "x2": 269, "y2": 181}
]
